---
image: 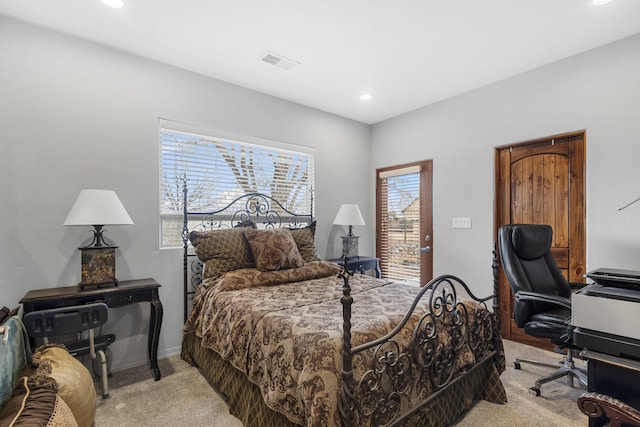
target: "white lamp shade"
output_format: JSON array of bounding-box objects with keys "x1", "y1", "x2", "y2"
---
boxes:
[
  {"x1": 64, "y1": 189, "x2": 134, "y2": 226},
  {"x1": 333, "y1": 204, "x2": 365, "y2": 226}
]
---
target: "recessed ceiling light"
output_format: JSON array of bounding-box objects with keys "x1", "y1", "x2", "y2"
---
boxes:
[
  {"x1": 102, "y1": 0, "x2": 124, "y2": 9},
  {"x1": 593, "y1": 0, "x2": 614, "y2": 5},
  {"x1": 360, "y1": 94, "x2": 373, "y2": 101}
]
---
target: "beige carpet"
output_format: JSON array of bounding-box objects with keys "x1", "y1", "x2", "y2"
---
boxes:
[
  {"x1": 94, "y1": 356, "x2": 242, "y2": 427},
  {"x1": 95, "y1": 339, "x2": 588, "y2": 426},
  {"x1": 452, "y1": 339, "x2": 587, "y2": 426}
]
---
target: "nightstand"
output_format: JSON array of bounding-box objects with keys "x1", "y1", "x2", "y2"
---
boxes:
[{"x1": 328, "y1": 256, "x2": 381, "y2": 278}]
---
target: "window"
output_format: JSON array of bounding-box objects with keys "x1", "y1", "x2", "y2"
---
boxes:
[{"x1": 159, "y1": 121, "x2": 315, "y2": 248}]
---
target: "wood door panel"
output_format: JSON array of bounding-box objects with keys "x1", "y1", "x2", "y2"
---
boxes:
[
  {"x1": 510, "y1": 152, "x2": 570, "y2": 275},
  {"x1": 511, "y1": 154, "x2": 569, "y2": 235},
  {"x1": 551, "y1": 247, "x2": 569, "y2": 269},
  {"x1": 534, "y1": 155, "x2": 546, "y2": 223},
  {"x1": 495, "y1": 132, "x2": 585, "y2": 348},
  {"x1": 568, "y1": 137, "x2": 587, "y2": 281},
  {"x1": 510, "y1": 139, "x2": 570, "y2": 162},
  {"x1": 511, "y1": 157, "x2": 533, "y2": 223},
  {"x1": 552, "y1": 155, "x2": 570, "y2": 247}
]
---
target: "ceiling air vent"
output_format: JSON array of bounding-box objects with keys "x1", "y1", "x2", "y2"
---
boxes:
[{"x1": 261, "y1": 51, "x2": 299, "y2": 70}]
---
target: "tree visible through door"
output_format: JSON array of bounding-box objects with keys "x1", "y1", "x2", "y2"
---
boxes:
[{"x1": 376, "y1": 160, "x2": 433, "y2": 285}]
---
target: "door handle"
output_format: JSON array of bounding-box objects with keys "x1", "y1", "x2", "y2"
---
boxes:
[{"x1": 420, "y1": 234, "x2": 431, "y2": 253}]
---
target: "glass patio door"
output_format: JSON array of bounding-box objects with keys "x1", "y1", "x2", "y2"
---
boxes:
[{"x1": 376, "y1": 160, "x2": 432, "y2": 285}]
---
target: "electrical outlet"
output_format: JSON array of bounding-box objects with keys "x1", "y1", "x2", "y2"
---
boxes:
[{"x1": 452, "y1": 217, "x2": 472, "y2": 229}]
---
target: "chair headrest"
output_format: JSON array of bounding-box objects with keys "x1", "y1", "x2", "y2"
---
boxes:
[{"x1": 510, "y1": 224, "x2": 553, "y2": 260}]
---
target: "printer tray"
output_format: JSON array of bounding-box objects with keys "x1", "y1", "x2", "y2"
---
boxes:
[
  {"x1": 574, "y1": 327, "x2": 640, "y2": 360},
  {"x1": 586, "y1": 268, "x2": 640, "y2": 290}
]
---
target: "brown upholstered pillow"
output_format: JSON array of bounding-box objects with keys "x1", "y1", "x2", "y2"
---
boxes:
[
  {"x1": 31, "y1": 345, "x2": 95, "y2": 427},
  {"x1": 289, "y1": 221, "x2": 321, "y2": 262},
  {"x1": 244, "y1": 228, "x2": 305, "y2": 271},
  {"x1": 189, "y1": 227, "x2": 255, "y2": 280},
  {"x1": 0, "y1": 376, "x2": 78, "y2": 427}
]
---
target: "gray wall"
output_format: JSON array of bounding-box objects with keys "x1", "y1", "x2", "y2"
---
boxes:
[
  {"x1": 3, "y1": 14, "x2": 640, "y2": 372},
  {"x1": 0, "y1": 16, "x2": 372, "y2": 371},
  {"x1": 371, "y1": 33, "x2": 640, "y2": 297}
]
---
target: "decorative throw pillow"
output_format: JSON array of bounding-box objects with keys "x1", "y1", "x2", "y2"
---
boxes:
[
  {"x1": 189, "y1": 227, "x2": 255, "y2": 280},
  {"x1": 0, "y1": 316, "x2": 30, "y2": 413},
  {"x1": 31, "y1": 344, "x2": 96, "y2": 427},
  {"x1": 289, "y1": 221, "x2": 321, "y2": 263},
  {"x1": 244, "y1": 228, "x2": 305, "y2": 271},
  {"x1": 0, "y1": 376, "x2": 78, "y2": 427}
]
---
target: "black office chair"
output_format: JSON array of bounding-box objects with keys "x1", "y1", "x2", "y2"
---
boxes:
[
  {"x1": 22, "y1": 303, "x2": 115, "y2": 398},
  {"x1": 498, "y1": 223, "x2": 587, "y2": 396}
]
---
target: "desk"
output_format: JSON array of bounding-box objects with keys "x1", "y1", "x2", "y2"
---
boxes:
[
  {"x1": 580, "y1": 349, "x2": 640, "y2": 427},
  {"x1": 20, "y1": 278, "x2": 163, "y2": 380},
  {"x1": 328, "y1": 256, "x2": 381, "y2": 278}
]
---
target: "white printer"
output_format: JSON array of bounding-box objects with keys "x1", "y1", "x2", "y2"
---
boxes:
[{"x1": 572, "y1": 268, "x2": 640, "y2": 360}]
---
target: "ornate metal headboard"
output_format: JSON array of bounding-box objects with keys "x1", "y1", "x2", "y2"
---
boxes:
[{"x1": 181, "y1": 179, "x2": 313, "y2": 322}]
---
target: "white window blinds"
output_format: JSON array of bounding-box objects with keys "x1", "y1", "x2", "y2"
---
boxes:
[{"x1": 159, "y1": 124, "x2": 315, "y2": 248}]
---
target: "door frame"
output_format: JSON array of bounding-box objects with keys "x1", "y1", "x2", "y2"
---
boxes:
[
  {"x1": 376, "y1": 159, "x2": 433, "y2": 285},
  {"x1": 494, "y1": 131, "x2": 586, "y2": 345}
]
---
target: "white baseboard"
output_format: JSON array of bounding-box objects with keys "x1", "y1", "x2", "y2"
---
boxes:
[{"x1": 111, "y1": 345, "x2": 182, "y2": 373}]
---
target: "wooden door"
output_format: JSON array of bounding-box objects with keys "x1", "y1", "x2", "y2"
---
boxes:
[
  {"x1": 376, "y1": 160, "x2": 433, "y2": 285},
  {"x1": 495, "y1": 132, "x2": 586, "y2": 349}
]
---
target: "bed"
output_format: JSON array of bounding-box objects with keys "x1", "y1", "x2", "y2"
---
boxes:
[{"x1": 180, "y1": 185, "x2": 507, "y2": 427}]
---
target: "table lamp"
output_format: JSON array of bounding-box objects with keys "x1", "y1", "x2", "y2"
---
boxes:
[
  {"x1": 333, "y1": 204, "x2": 365, "y2": 258},
  {"x1": 64, "y1": 189, "x2": 133, "y2": 289}
]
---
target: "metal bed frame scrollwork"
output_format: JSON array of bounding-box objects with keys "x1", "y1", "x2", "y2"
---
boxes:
[
  {"x1": 338, "y1": 266, "x2": 501, "y2": 426},
  {"x1": 182, "y1": 179, "x2": 314, "y2": 323},
  {"x1": 182, "y1": 179, "x2": 504, "y2": 426}
]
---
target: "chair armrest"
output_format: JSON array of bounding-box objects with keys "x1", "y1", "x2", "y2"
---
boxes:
[
  {"x1": 515, "y1": 291, "x2": 572, "y2": 309},
  {"x1": 578, "y1": 392, "x2": 640, "y2": 427}
]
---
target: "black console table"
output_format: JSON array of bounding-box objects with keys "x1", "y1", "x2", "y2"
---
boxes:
[
  {"x1": 329, "y1": 256, "x2": 381, "y2": 278},
  {"x1": 20, "y1": 278, "x2": 163, "y2": 380}
]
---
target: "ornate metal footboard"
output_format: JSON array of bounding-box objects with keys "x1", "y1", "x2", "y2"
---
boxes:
[{"x1": 338, "y1": 264, "x2": 502, "y2": 427}]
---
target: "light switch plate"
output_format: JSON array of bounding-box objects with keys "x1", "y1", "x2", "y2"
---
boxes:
[{"x1": 452, "y1": 217, "x2": 472, "y2": 229}]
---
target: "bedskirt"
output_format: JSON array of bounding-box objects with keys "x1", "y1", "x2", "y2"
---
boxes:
[
  {"x1": 182, "y1": 332, "x2": 297, "y2": 427},
  {"x1": 181, "y1": 331, "x2": 507, "y2": 427}
]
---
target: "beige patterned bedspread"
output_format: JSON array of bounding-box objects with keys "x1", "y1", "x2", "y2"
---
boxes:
[{"x1": 184, "y1": 261, "x2": 504, "y2": 426}]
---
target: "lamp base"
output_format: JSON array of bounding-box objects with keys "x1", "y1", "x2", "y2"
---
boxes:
[
  {"x1": 79, "y1": 246, "x2": 119, "y2": 290},
  {"x1": 341, "y1": 235, "x2": 359, "y2": 258}
]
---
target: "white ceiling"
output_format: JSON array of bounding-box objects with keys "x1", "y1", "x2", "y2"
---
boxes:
[{"x1": 2, "y1": 0, "x2": 640, "y2": 124}]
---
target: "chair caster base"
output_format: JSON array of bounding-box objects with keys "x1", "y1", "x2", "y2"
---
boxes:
[{"x1": 529, "y1": 387, "x2": 541, "y2": 397}]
